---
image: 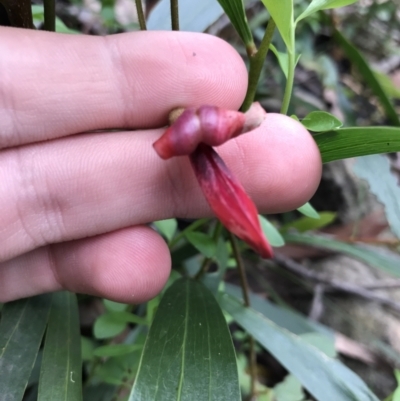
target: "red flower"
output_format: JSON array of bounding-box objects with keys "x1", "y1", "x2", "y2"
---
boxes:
[{"x1": 153, "y1": 103, "x2": 273, "y2": 258}]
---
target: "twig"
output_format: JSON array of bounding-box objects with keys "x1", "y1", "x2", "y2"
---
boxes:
[
  {"x1": 241, "y1": 19, "x2": 276, "y2": 112},
  {"x1": 134, "y1": 0, "x2": 147, "y2": 30},
  {"x1": 229, "y1": 234, "x2": 256, "y2": 398},
  {"x1": 170, "y1": 0, "x2": 179, "y2": 31},
  {"x1": 274, "y1": 253, "x2": 400, "y2": 313},
  {"x1": 43, "y1": 0, "x2": 56, "y2": 31}
]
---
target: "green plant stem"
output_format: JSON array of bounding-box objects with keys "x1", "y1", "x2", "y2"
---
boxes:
[
  {"x1": 135, "y1": 0, "x2": 147, "y2": 30},
  {"x1": 170, "y1": 0, "x2": 179, "y2": 31},
  {"x1": 43, "y1": 0, "x2": 55, "y2": 31},
  {"x1": 241, "y1": 19, "x2": 276, "y2": 112},
  {"x1": 229, "y1": 233, "x2": 257, "y2": 399},
  {"x1": 280, "y1": 49, "x2": 295, "y2": 115}
]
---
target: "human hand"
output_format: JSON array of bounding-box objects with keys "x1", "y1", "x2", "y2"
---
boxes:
[{"x1": 0, "y1": 28, "x2": 321, "y2": 303}]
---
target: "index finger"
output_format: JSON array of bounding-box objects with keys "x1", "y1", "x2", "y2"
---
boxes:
[{"x1": 0, "y1": 29, "x2": 247, "y2": 149}]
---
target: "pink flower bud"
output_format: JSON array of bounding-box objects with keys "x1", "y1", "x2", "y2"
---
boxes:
[
  {"x1": 189, "y1": 144, "x2": 273, "y2": 259},
  {"x1": 153, "y1": 103, "x2": 266, "y2": 159}
]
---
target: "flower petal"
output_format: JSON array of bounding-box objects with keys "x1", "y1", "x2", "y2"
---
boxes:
[
  {"x1": 153, "y1": 103, "x2": 266, "y2": 159},
  {"x1": 189, "y1": 144, "x2": 273, "y2": 258}
]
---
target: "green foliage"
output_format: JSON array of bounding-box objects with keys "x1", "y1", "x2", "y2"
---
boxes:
[
  {"x1": 130, "y1": 278, "x2": 240, "y2": 401},
  {"x1": 297, "y1": 202, "x2": 320, "y2": 219},
  {"x1": 314, "y1": 126, "x2": 400, "y2": 163},
  {"x1": 334, "y1": 29, "x2": 400, "y2": 126},
  {"x1": 353, "y1": 154, "x2": 400, "y2": 239},
  {"x1": 220, "y1": 293, "x2": 379, "y2": 401},
  {"x1": 296, "y1": 0, "x2": 359, "y2": 24},
  {"x1": 38, "y1": 292, "x2": 82, "y2": 401},
  {"x1": 259, "y1": 215, "x2": 285, "y2": 247},
  {"x1": 0, "y1": 295, "x2": 52, "y2": 401},
  {"x1": 216, "y1": 0, "x2": 254, "y2": 49},
  {"x1": 301, "y1": 111, "x2": 343, "y2": 132}
]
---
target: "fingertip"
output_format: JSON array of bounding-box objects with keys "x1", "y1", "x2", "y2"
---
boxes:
[
  {"x1": 55, "y1": 226, "x2": 171, "y2": 303},
  {"x1": 222, "y1": 113, "x2": 322, "y2": 213}
]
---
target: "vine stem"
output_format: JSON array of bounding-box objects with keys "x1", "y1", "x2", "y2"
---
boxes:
[
  {"x1": 135, "y1": 0, "x2": 147, "y2": 30},
  {"x1": 170, "y1": 0, "x2": 179, "y2": 31},
  {"x1": 241, "y1": 19, "x2": 276, "y2": 112},
  {"x1": 229, "y1": 233, "x2": 257, "y2": 398},
  {"x1": 43, "y1": 0, "x2": 56, "y2": 31}
]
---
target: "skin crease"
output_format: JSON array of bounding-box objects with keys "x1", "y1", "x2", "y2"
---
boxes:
[{"x1": 0, "y1": 28, "x2": 322, "y2": 303}]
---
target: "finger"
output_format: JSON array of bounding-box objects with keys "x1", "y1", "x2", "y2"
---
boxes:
[
  {"x1": 1, "y1": 113, "x2": 321, "y2": 262},
  {"x1": 0, "y1": 29, "x2": 247, "y2": 149},
  {"x1": 0, "y1": 226, "x2": 171, "y2": 303}
]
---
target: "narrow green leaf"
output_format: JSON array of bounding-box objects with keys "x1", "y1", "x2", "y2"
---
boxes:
[
  {"x1": 281, "y1": 212, "x2": 336, "y2": 233},
  {"x1": 103, "y1": 299, "x2": 127, "y2": 312},
  {"x1": 220, "y1": 293, "x2": 379, "y2": 401},
  {"x1": 314, "y1": 126, "x2": 400, "y2": 163},
  {"x1": 224, "y1": 284, "x2": 333, "y2": 337},
  {"x1": 269, "y1": 44, "x2": 301, "y2": 79},
  {"x1": 334, "y1": 29, "x2": 400, "y2": 126},
  {"x1": 93, "y1": 344, "x2": 142, "y2": 358},
  {"x1": 374, "y1": 70, "x2": 400, "y2": 100},
  {"x1": 393, "y1": 370, "x2": 400, "y2": 401},
  {"x1": 259, "y1": 215, "x2": 285, "y2": 247},
  {"x1": 353, "y1": 154, "x2": 400, "y2": 239},
  {"x1": 284, "y1": 232, "x2": 400, "y2": 277},
  {"x1": 130, "y1": 278, "x2": 240, "y2": 401},
  {"x1": 296, "y1": 0, "x2": 359, "y2": 24},
  {"x1": 297, "y1": 202, "x2": 320, "y2": 219},
  {"x1": 153, "y1": 219, "x2": 178, "y2": 242},
  {"x1": 301, "y1": 111, "x2": 343, "y2": 132},
  {"x1": 185, "y1": 231, "x2": 217, "y2": 258},
  {"x1": 261, "y1": 0, "x2": 294, "y2": 51},
  {"x1": 216, "y1": 0, "x2": 254, "y2": 47},
  {"x1": 0, "y1": 295, "x2": 52, "y2": 401},
  {"x1": 38, "y1": 292, "x2": 82, "y2": 401}
]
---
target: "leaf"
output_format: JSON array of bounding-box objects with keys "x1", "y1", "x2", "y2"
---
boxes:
[
  {"x1": 301, "y1": 111, "x2": 343, "y2": 132},
  {"x1": 224, "y1": 284, "x2": 333, "y2": 337},
  {"x1": 38, "y1": 292, "x2": 82, "y2": 401},
  {"x1": 147, "y1": 0, "x2": 224, "y2": 32},
  {"x1": 93, "y1": 344, "x2": 142, "y2": 358},
  {"x1": 0, "y1": 295, "x2": 52, "y2": 401},
  {"x1": 216, "y1": 0, "x2": 254, "y2": 47},
  {"x1": 281, "y1": 212, "x2": 336, "y2": 233},
  {"x1": 269, "y1": 44, "x2": 301, "y2": 79},
  {"x1": 94, "y1": 312, "x2": 147, "y2": 339},
  {"x1": 153, "y1": 219, "x2": 178, "y2": 242},
  {"x1": 284, "y1": 232, "x2": 400, "y2": 277},
  {"x1": 261, "y1": 0, "x2": 294, "y2": 51},
  {"x1": 353, "y1": 154, "x2": 400, "y2": 239},
  {"x1": 274, "y1": 375, "x2": 305, "y2": 401},
  {"x1": 259, "y1": 215, "x2": 285, "y2": 247},
  {"x1": 374, "y1": 70, "x2": 400, "y2": 100},
  {"x1": 220, "y1": 293, "x2": 379, "y2": 401},
  {"x1": 129, "y1": 278, "x2": 240, "y2": 401},
  {"x1": 103, "y1": 299, "x2": 127, "y2": 312},
  {"x1": 296, "y1": 0, "x2": 359, "y2": 24},
  {"x1": 297, "y1": 202, "x2": 320, "y2": 219},
  {"x1": 314, "y1": 126, "x2": 400, "y2": 163},
  {"x1": 185, "y1": 231, "x2": 217, "y2": 258},
  {"x1": 334, "y1": 29, "x2": 400, "y2": 127},
  {"x1": 393, "y1": 370, "x2": 400, "y2": 401}
]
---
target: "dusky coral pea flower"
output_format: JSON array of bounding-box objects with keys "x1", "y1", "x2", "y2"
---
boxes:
[{"x1": 153, "y1": 103, "x2": 273, "y2": 259}]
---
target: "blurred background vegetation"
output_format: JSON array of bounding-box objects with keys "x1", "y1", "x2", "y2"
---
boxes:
[{"x1": 2, "y1": 0, "x2": 400, "y2": 400}]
